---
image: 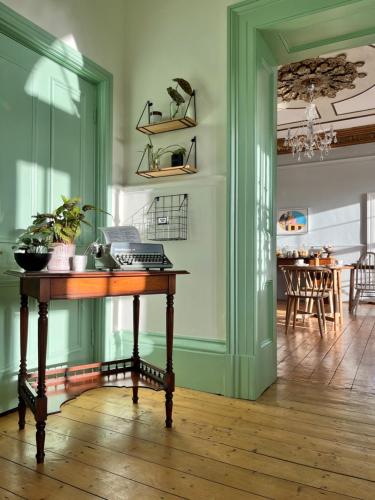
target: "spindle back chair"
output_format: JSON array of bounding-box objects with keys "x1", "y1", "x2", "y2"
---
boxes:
[
  {"x1": 281, "y1": 266, "x2": 333, "y2": 337},
  {"x1": 352, "y1": 252, "x2": 375, "y2": 314}
]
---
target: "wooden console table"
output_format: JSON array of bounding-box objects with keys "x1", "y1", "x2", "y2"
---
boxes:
[{"x1": 6, "y1": 269, "x2": 188, "y2": 464}]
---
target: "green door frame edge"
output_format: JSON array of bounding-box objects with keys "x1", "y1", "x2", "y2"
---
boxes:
[
  {"x1": 227, "y1": 0, "x2": 375, "y2": 400},
  {"x1": 0, "y1": 1, "x2": 113, "y2": 361}
]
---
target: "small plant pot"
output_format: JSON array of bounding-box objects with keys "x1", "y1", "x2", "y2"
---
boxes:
[
  {"x1": 171, "y1": 152, "x2": 184, "y2": 167},
  {"x1": 14, "y1": 252, "x2": 52, "y2": 272},
  {"x1": 47, "y1": 243, "x2": 76, "y2": 271},
  {"x1": 150, "y1": 111, "x2": 162, "y2": 124}
]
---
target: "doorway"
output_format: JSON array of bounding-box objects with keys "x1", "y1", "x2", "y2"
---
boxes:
[{"x1": 227, "y1": 0, "x2": 375, "y2": 399}]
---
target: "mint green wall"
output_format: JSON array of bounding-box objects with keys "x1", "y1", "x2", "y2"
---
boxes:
[
  {"x1": 228, "y1": 0, "x2": 375, "y2": 398},
  {"x1": 0, "y1": 25, "x2": 98, "y2": 412},
  {"x1": 1, "y1": 0, "x2": 125, "y2": 185},
  {"x1": 0, "y1": 2, "x2": 112, "y2": 412}
]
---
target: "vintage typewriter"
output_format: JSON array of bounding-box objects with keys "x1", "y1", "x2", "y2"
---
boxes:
[
  {"x1": 93, "y1": 242, "x2": 172, "y2": 271},
  {"x1": 92, "y1": 226, "x2": 173, "y2": 270}
]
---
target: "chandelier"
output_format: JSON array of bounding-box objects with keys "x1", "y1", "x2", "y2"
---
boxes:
[{"x1": 283, "y1": 84, "x2": 337, "y2": 161}]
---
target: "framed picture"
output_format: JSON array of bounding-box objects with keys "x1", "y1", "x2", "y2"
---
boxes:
[{"x1": 277, "y1": 208, "x2": 308, "y2": 235}]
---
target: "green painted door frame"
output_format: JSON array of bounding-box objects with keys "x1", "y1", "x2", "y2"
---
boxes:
[
  {"x1": 0, "y1": 2, "x2": 112, "y2": 361},
  {"x1": 227, "y1": 0, "x2": 375, "y2": 399}
]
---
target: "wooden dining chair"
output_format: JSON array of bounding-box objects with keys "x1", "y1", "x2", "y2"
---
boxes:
[
  {"x1": 352, "y1": 252, "x2": 375, "y2": 314},
  {"x1": 280, "y1": 266, "x2": 333, "y2": 337}
]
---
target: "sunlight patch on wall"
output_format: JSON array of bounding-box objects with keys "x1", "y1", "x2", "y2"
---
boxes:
[
  {"x1": 50, "y1": 169, "x2": 71, "y2": 208},
  {"x1": 24, "y1": 35, "x2": 83, "y2": 117}
]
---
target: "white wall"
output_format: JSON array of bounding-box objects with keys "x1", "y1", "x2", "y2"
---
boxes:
[
  {"x1": 110, "y1": 0, "x2": 233, "y2": 341},
  {"x1": 277, "y1": 143, "x2": 375, "y2": 298},
  {"x1": 3, "y1": 0, "x2": 234, "y2": 342}
]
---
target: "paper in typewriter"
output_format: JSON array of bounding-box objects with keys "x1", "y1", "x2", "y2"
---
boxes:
[{"x1": 100, "y1": 226, "x2": 141, "y2": 243}]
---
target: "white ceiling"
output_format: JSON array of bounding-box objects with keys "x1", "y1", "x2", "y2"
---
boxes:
[{"x1": 277, "y1": 45, "x2": 375, "y2": 138}]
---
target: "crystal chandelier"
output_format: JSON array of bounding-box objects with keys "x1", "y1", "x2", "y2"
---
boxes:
[{"x1": 283, "y1": 84, "x2": 337, "y2": 161}]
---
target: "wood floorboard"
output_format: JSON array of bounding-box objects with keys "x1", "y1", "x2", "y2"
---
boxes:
[
  {"x1": 2, "y1": 303, "x2": 375, "y2": 498},
  {"x1": 0, "y1": 486, "x2": 25, "y2": 500},
  {"x1": 1, "y1": 384, "x2": 375, "y2": 498},
  {"x1": 0, "y1": 454, "x2": 100, "y2": 499},
  {"x1": 277, "y1": 302, "x2": 375, "y2": 391}
]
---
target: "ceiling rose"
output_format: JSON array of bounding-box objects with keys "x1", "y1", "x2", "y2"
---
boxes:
[{"x1": 278, "y1": 54, "x2": 367, "y2": 102}]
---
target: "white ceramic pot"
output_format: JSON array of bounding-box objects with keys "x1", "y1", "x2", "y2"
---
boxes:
[{"x1": 47, "y1": 243, "x2": 76, "y2": 271}]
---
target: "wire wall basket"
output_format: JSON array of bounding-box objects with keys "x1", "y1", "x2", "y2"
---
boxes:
[{"x1": 128, "y1": 194, "x2": 188, "y2": 241}]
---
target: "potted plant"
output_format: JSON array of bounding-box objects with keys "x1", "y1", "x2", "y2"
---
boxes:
[
  {"x1": 13, "y1": 232, "x2": 52, "y2": 272},
  {"x1": 25, "y1": 196, "x2": 108, "y2": 271},
  {"x1": 143, "y1": 137, "x2": 187, "y2": 171},
  {"x1": 171, "y1": 146, "x2": 186, "y2": 167}
]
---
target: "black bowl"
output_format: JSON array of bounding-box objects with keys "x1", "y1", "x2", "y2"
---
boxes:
[{"x1": 14, "y1": 252, "x2": 52, "y2": 272}]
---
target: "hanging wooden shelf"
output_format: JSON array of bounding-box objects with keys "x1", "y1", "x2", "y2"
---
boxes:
[
  {"x1": 136, "y1": 136, "x2": 197, "y2": 180},
  {"x1": 136, "y1": 93, "x2": 197, "y2": 135},
  {"x1": 137, "y1": 116, "x2": 196, "y2": 135},
  {"x1": 137, "y1": 165, "x2": 197, "y2": 179}
]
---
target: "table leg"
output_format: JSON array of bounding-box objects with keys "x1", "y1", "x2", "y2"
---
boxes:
[
  {"x1": 18, "y1": 294, "x2": 28, "y2": 430},
  {"x1": 132, "y1": 295, "x2": 140, "y2": 404},
  {"x1": 349, "y1": 267, "x2": 355, "y2": 313},
  {"x1": 338, "y1": 271, "x2": 343, "y2": 324},
  {"x1": 165, "y1": 294, "x2": 175, "y2": 428},
  {"x1": 333, "y1": 271, "x2": 340, "y2": 331},
  {"x1": 35, "y1": 302, "x2": 48, "y2": 464}
]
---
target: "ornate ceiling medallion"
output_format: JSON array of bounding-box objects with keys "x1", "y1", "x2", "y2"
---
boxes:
[{"x1": 278, "y1": 54, "x2": 367, "y2": 102}]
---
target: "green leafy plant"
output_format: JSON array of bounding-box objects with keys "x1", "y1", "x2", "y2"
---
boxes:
[
  {"x1": 13, "y1": 232, "x2": 51, "y2": 254},
  {"x1": 142, "y1": 137, "x2": 186, "y2": 170},
  {"x1": 22, "y1": 196, "x2": 108, "y2": 245},
  {"x1": 167, "y1": 77, "x2": 193, "y2": 118},
  {"x1": 172, "y1": 147, "x2": 187, "y2": 156}
]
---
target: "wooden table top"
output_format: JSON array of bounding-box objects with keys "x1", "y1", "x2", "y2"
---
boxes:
[
  {"x1": 6, "y1": 269, "x2": 189, "y2": 301},
  {"x1": 5, "y1": 269, "x2": 189, "y2": 279},
  {"x1": 279, "y1": 264, "x2": 354, "y2": 270}
]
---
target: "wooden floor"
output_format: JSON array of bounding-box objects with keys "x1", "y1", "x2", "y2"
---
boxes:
[
  {"x1": 1, "y1": 380, "x2": 375, "y2": 498},
  {"x1": 277, "y1": 302, "x2": 375, "y2": 393}
]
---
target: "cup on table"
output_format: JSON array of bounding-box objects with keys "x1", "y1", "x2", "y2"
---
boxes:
[{"x1": 70, "y1": 255, "x2": 88, "y2": 272}]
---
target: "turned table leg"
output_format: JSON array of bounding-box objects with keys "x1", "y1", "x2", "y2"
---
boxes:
[
  {"x1": 165, "y1": 294, "x2": 175, "y2": 428},
  {"x1": 333, "y1": 271, "x2": 340, "y2": 331},
  {"x1": 35, "y1": 302, "x2": 48, "y2": 464},
  {"x1": 132, "y1": 295, "x2": 140, "y2": 404},
  {"x1": 349, "y1": 267, "x2": 355, "y2": 313},
  {"x1": 18, "y1": 294, "x2": 29, "y2": 430}
]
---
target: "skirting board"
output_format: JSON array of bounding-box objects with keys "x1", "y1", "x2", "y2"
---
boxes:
[{"x1": 111, "y1": 331, "x2": 227, "y2": 395}]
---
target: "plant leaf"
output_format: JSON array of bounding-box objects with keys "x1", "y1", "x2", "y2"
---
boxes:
[
  {"x1": 167, "y1": 87, "x2": 185, "y2": 105},
  {"x1": 173, "y1": 78, "x2": 193, "y2": 96}
]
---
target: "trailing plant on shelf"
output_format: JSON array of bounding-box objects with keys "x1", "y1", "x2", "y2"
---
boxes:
[
  {"x1": 142, "y1": 137, "x2": 186, "y2": 171},
  {"x1": 167, "y1": 77, "x2": 194, "y2": 119}
]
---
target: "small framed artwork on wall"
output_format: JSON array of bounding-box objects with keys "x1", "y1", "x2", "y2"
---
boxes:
[{"x1": 277, "y1": 208, "x2": 308, "y2": 235}]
